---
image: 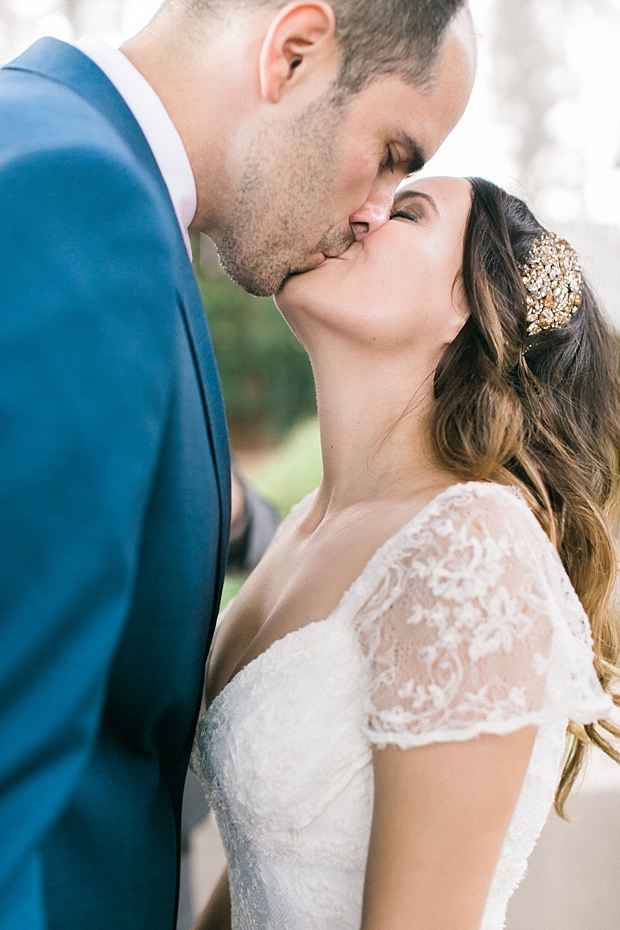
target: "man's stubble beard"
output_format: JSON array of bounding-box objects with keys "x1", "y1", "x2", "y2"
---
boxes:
[{"x1": 216, "y1": 94, "x2": 355, "y2": 297}]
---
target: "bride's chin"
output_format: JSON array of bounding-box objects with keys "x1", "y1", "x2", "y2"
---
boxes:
[
  {"x1": 276, "y1": 255, "x2": 351, "y2": 316},
  {"x1": 275, "y1": 272, "x2": 316, "y2": 312}
]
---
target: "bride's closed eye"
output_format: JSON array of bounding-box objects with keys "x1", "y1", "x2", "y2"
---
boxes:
[
  {"x1": 390, "y1": 208, "x2": 423, "y2": 222},
  {"x1": 389, "y1": 189, "x2": 438, "y2": 223}
]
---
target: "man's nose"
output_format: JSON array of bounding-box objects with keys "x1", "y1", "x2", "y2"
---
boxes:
[{"x1": 348, "y1": 182, "x2": 395, "y2": 241}]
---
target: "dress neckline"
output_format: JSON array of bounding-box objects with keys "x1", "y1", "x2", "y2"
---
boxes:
[{"x1": 203, "y1": 481, "x2": 528, "y2": 724}]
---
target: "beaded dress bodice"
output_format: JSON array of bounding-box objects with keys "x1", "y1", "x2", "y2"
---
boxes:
[{"x1": 192, "y1": 482, "x2": 611, "y2": 930}]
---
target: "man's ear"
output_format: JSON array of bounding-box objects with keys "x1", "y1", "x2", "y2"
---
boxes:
[{"x1": 259, "y1": 1, "x2": 338, "y2": 105}]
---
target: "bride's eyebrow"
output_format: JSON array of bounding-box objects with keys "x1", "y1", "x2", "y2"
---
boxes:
[{"x1": 392, "y1": 189, "x2": 439, "y2": 216}]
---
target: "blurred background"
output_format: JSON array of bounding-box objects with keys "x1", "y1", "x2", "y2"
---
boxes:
[{"x1": 2, "y1": 1, "x2": 619, "y2": 927}]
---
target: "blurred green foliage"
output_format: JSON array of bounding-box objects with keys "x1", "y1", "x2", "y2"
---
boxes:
[
  {"x1": 193, "y1": 243, "x2": 322, "y2": 608},
  {"x1": 221, "y1": 417, "x2": 322, "y2": 609},
  {"x1": 194, "y1": 263, "x2": 317, "y2": 442},
  {"x1": 246, "y1": 417, "x2": 323, "y2": 519}
]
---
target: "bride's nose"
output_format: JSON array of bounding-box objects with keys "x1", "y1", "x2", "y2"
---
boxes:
[{"x1": 348, "y1": 183, "x2": 395, "y2": 240}]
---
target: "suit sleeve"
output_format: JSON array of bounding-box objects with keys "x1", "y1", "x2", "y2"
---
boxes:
[{"x1": 0, "y1": 144, "x2": 177, "y2": 927}]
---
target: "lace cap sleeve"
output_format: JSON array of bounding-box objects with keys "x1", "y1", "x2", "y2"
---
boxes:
[{"x1": 354, "y1": 483, "x2": 612, "y2": 749}]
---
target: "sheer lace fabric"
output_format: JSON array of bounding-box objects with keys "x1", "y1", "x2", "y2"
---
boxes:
[
  {"x1": 192, "y1": 482, "x2": 612, "y2": 930},
  {"x1": 355, "y1": 483, "x2": 608, "y2": 747}
]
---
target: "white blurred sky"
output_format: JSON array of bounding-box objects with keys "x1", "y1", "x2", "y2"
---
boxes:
[
  {"x1": 421, "y1": 0, "x2": 620, "y2": 229},
  {"x1": 2, "y1": 0, "x2": 620, "y2": 226}
]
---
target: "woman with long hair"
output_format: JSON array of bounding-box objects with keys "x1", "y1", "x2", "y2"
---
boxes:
[{"x1": 192, "y1": 176, "x2": 620, "y2": 930}]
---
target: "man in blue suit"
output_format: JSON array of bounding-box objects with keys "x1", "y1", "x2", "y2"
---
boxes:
[{"x1": 0, "y1": 1, "x2": 474, "y2": 928}]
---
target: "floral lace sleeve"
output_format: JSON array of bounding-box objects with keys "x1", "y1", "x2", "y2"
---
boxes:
[{"x1": 354, "y1": 483, "x2": 612, "y2": 749}]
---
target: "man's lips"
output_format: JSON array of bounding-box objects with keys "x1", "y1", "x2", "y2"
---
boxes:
[
  {"x1": 282, "y1": 245, "x2": 353, "y2": 285},
  {"x1": 292, "y1": 252, "x2": 347, "y2": 275}
]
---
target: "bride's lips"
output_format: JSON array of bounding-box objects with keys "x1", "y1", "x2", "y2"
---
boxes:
[
  {"x1": 317, "y1": 249, "x2": 353, "y2": 267},
  {"x1": 277, "y1": 251, "x2": 350, "y2": 293},
  {"x1": 280, "y1": 248, "x2": 352, "y2": 289},
  {"x1": 297, "y1": 252, "x2": 347, "y2": 273},
  {"x1": 317, "y1": 250, "x2": 350, "y2": 264}
]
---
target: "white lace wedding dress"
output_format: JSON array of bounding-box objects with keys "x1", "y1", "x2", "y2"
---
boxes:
[{"x1": 191, "y1": 482, "x2": 612, "y2": 930}]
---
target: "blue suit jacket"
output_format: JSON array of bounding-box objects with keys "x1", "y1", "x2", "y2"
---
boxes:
[{"x1": 0, "y1": 39, "x2": 231, "y2": 930}]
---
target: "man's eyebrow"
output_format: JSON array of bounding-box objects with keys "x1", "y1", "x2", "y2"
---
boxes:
[
  {"x1": 401, "y1": 136, "x2": 426, "y2": 174},
  {"x1": 393, "y1": 188, "x2": 439, "y2": 216}
]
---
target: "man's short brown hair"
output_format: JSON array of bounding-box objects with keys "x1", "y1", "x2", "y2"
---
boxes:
[{"x1": 171, "y1": 0, "x2": 467, "y2": 93}]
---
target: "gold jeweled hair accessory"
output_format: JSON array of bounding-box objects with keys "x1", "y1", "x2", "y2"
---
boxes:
[{"x1": 520, "y1": 231, "x2": 583, "y2": 337}]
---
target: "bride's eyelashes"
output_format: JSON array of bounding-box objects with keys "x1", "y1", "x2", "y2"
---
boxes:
[{"x1": 390, "y1": 208, "x2": 423, "y2": 222}]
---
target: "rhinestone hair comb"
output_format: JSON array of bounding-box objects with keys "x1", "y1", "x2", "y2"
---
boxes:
[{"x1": 521, "y1": 232, "x2": 583, "y2": 337}]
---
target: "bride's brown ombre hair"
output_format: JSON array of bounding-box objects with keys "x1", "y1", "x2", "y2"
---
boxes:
[{"x1": 431, "y1": 177, "x2": 620, "y2": 815}]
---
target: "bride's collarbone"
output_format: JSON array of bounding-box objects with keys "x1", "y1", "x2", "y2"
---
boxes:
[
  {"x1": 207, "y1": 508, "x2": 394, "y2": 703},
  {"x1": 207, "y1": 485, "x2": 454, "y2": 708},
  {"x1": 206, "y1": 534, "x2": 353, "y2": 706}
]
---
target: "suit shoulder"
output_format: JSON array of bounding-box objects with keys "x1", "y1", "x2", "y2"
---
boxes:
[
  {"x1": 0, "y1": 68, "x2": 165, "y2": 223},
  {"x1": 0, "y1": 142, "x2": 179, "y2": 364},
  {"x1": 0, "y1": 140, "x2": 171, "y2": 253},
  {"x1": 0, "y1": 66, "x2": 125, "y2": 156}
]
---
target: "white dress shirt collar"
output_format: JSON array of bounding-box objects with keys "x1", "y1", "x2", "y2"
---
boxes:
[{"x1": 75, "y1": 35, "x2": 197, "y2": 260}]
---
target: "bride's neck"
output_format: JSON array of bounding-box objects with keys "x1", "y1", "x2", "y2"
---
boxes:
[{"x1": 308, "y1": 337, "x2": 444, "y2": 513}]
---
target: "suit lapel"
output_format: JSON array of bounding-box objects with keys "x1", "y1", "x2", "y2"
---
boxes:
[{"x1": 3, "y1": 38, "x2": 231, "y2": 614}]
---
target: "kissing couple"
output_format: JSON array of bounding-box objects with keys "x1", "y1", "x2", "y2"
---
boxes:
[{"x1": 1, "y1": 1, "x2": 619, "y2": 929}]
